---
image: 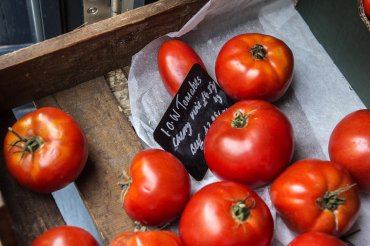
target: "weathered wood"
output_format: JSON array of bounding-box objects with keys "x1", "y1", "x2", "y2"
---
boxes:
[
  {"x1": 0, "y1": 190, "x2": 17, "y2": 246},
  {"x1": 105, "y1": 68, "x2": 131, "y2": 119},
  {"x1": 0, "y1": 0, "x2": 208, "y2": 112},
  {"x1": 0, "y1": 111, "x2": 65, "y2": 246},
  {"x1": 36, "y1": 77, "x2": 143, "y2": 245}
]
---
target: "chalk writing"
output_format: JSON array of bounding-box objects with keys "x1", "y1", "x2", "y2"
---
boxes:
[
  {"x1": 190, "y1": 133, "x2": 203, "y2": 155},
  {"x1": 173, "y1": 122, "x2": 192, "y2": 149},
  {"x1": 153, "y1": 64, "x2": 234, "y2": 180}
]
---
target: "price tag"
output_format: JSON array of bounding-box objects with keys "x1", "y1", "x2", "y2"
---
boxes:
[{"x1": 154, "y1": 64, "x2": 234, "y2": 180}]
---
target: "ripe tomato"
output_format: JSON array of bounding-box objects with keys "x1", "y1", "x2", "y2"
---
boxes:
[
  {"x1": 363, "y1": 0, "x2": 370, "y2": 18},
  {"x1": 31, "y1": 226, "x2": 99, "y2": 246},
  {"x1": 329, "y1": 109, "x2": 370, "y2": 193},
  {"x1": 270, "y1": 159, "x2": 360, "y2": 236},
  {"x1": 215, "y1": 33, "x2": 294, "y2": 102},
  {"x1": 204, "y1": 100, "x2": 294, "y2": 188},
  {"x1": 110, "y1": 231, "x2": 183, "y2": 246},
  {"x1": 288, "y1": 232, "x2": 347, "y2": 246},
  {"x1": 3, "y1": 107, "x2": 88, "y2": 193},
  {"x1": 158, "y1": 39, "x2": 206, "y2": 96},
  {"x1": 122, "y1": 149, "x2": 191, "y2": 226},
  {"x1": 179, "y1": 181, "x2": 273, "y2": 246}
]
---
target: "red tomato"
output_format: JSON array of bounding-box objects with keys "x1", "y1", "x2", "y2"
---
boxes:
[
  {"x1": 122, "y1": 149, "x2": 191, "y2": 226},
  {"x1": 270, "y1": 159, "x2": 360, "y2": 236},
  {"x1": 204, "y1": 100, "x2": 294, "y2": 188},
  {"x1": 31, "y1": 226, "x2": 99, "y2": 246},
  {"x1": 179, "y1": 181, "x2": 274, "y2": 246},
  {"x1": 3, "y1": 107, "x2": 88, "y2": 193},
  {"x1": 329, "y1": 109, "x2": 370, "y2": 193},
  {"x1": 363, "y1": 0, "x2": 370, "y2": 18},
  {"x1": 288, "y1": 232, "x2": 347, "y2": 246},
  {"x1": 158, "y1": 39, "x2": 206, "y2": 96},
  {"x1": 215, "y1": 33, "x2": 294, "y2": 102},
  {"x1": 110, "y1": 231, "x2": 183, "y2": 246}
]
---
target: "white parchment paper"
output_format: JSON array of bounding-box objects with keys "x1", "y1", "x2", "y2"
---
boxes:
[{"x1": 127, "y1": 0, "x2": 369, "y2": 245}]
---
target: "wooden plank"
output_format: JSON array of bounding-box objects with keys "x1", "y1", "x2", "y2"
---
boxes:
[
  {"x1": 0, "y1": 190, "x2": 17, "y2": 246},
  {"x1": 105, "y1": 68, "x2": 131, "y2": 119},
  {"x1": 36, "y1": 77, "x2": 143, "y2": 244},
  {"x1": 0, "y1": 0, "x2": 208, "y2": 112},
  {"x1": 0, "y1": 111, "x2": 65, "y2": 246}
]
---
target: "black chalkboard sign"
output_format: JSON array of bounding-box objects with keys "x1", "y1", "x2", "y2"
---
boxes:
[{"x1": 153, "y1": 64, "x2": 234, "y2": 180}]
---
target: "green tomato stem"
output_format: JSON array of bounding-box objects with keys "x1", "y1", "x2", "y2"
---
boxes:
[
  {"x1": 316, "y1": 184, "x2": 356, "y2": 211},
  {"x1": 118, "y1": 170, "x2": 132, "y2": 204},
  {"x1": 316, "y1": 183, "x2": 357, "y2": 233},
  {"x1": 231, "y1": 194, "x2": 256, "y2": 223},
  {"x1": 250, "y1": 44, "x2": 267, "y2": 60},
  {"x1": 231, "y1": 110, "x2": 256, "y2": 128},
  {"x1": 7, "y1": 127, "x2": 43, "y2": 159}
]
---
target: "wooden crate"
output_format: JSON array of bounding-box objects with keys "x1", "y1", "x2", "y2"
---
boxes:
[{"x1": 0, "y1": 0, "x2": 208, "y2": 245}]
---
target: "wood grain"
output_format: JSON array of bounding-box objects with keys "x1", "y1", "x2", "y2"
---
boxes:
[
  {"x1": 0, "y1": 0, "x2": 208, "y2": 112},
  {"x1": 36, "y1": 77, "x2": 143, "y2": 244},
  {"x1": 105, "y1": 68, "x2": 131, "y2": 119},
  {"x1": 0, "y1": 111, "x2": 65, "y2": 246},
  {"x1": 0, "y1": 190, "x2": 17, "y2": 246}
]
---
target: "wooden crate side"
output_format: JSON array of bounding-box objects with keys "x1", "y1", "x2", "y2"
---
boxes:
[
  {"x1": 36, "y1": 77, "x2": 143, "y2": 244},
  {"x1": 0, "y1": 111, "x2": 65, "y2": 246},
  {"x1": 0, "y1": 0, "x2": 208, "y2": 113},
  {"x1": 0, "y1": 191, "x2": 17, "y2": 246}
]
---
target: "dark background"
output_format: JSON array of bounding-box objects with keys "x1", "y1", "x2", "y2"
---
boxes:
[
  {"x1": 0, "y1": 0, "x2": 83, "y2": 47},
  {"x1": 297, "y1": 0, "x2": 370, "y2": 108}
]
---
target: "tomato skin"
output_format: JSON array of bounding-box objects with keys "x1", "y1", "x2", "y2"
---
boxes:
[
  {"x1": 329, "y1": 109, "x2": 370, "y2": 193},
  {"x1": 215, "y1": 33, "x2": 294, "y2": 102},
  {"x1": 363, "y1": 0, "x2": 370, "y2": 18},
  {"x1": 270, "y1": 159, "x2": 360, "y2": 236},
  {"x1": 204, "y1": 100, "x2": 294, "y2": 188},
  {"x1": 123, "y1": 149, "x2": 191, "y2": 226},
  {"x1": 158, "y1": 39, "x2": 206, "y2": 96},
  {"x1": 288, "y1": 232, "x2": 347, "y2": 246},
  {"x1": 3, "y1": 107, "x2": 88, "y2": 193},
  {"x1": 179, "y1": 181, "x2": 273, "y2": 246},
  {"x1": 110, "y1": 231, "x2": 183, "y2": 246},
  {"x1": 30, "y1": 226, "x2": 99, "y2": 246}
]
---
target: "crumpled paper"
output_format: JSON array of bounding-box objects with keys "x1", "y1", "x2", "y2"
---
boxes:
[{"x1": 127, "y1": 0, "x2": 369, "y2": 245}]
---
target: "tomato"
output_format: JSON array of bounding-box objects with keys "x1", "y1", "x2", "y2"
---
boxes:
[
  {"x1": 270, "y1": 159, "x2": 360, "y2": 236},
  {"x1": 121, "y1": 149, "x2": 191, "y2": 226},
  {"x1": 288, "y1": 232, "x2": 347, "y2": 246},
  {"x1": 31, "y1": 226, "x2": 99, "y2": 246},
  {"x1": 363, "y1": 0, "x2": 370, "y2": 18},
  {"x1": 329, "y1": 109, "x2": 370, "y2": 193},
  {"x1": 204, "y1": 100, "x2": 294, "y2": 188},
  {"x1": 158, "y1": 39, "x2": 206, "y2": 96},
  {"x1": 215, "y1": 33, "x2": 294, "y2": 102},
  {"x1": 3, "y1": 107, "x2": 88, "y2": 193},
  {"x1": 110, "y1": 231, "x2": 183, "y2": 246},
  {"x1": 179, "y1": 181, "x2": 273, "y2": 246}
]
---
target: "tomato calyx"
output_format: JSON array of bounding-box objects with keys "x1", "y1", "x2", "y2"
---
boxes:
[
  {"x1": 118, "y1": 170, "x2": 132, "y2": 202},
  {"x1": 231, "y1": 110, "x2": 255, "y2": 128},
  {"x1": 7, "y1": 127, "x2": 44, "y2": 159},
  {"x1": 316, "y1": 184, "x2": 356, "y2": 211},
  {"x1": 250, "y1": 44, "x2": 267, "y2": 60},
  {"x1": 230, "y1": 194, "x2": 256, "y2": 223},
  {"x1": 316, "y1": 183, "x2": 357, "y2": 231},
  {"x1": 133, "y1": 221, "x2": 147, "y2": 232}
]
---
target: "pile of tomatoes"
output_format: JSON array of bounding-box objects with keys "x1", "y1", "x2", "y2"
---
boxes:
[
  {"x1": 3, "y1": 32, "x2": 369, "y2": 245},
  {"x1": 116, "y1": 33, "x2": 369, "y2": 246}
]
